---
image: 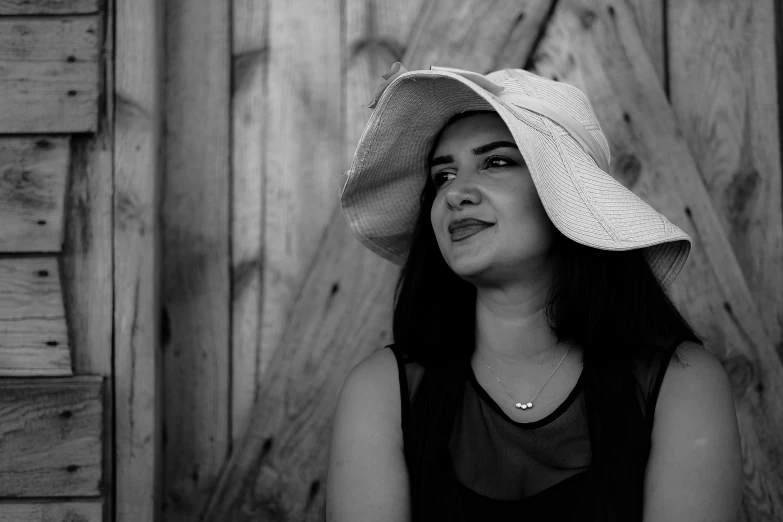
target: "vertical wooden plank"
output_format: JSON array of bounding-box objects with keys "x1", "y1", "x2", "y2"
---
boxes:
[
  {"x1": 668, "y1": 0, "x2": 783, "y2": 359},
  {"x1": 62, "y1": 0, "x2": 113, "y2": 519},
  {"x1": 626, "y1": 0, "x2": 664, "y2": 89},
  {"x1": 114, "y1": 0, "x2": 163, "y2": 520},
  {"x1": 258, "y1": 0, "x2": 343, "y2": 384},
  {"x1": 162, "y1": 1, "x2": 231, "y2": 521},
  {"x1": 231, "y1": 0, "x2": 267, "y2": 446},
  {"x1": 344, "y1": 0, "x2": 424, "y2": 169}
]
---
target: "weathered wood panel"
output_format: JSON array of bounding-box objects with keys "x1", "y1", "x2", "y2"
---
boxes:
[
  {"x1": 0, "y1": 377, "x2": 103, "y2": 497},
  {"x1": 0, "y1": 137, "x2": 68, "y2": 252},
  {"x1": 204, "y1": 1, "x2": 552, "y2": 518},
  {"x1": 0, "y1": 0, "x2": 98, "y2": 14},
  {"x1": 231, "y1": 0, "x2": 266, "y2": 446},
  {"x1": 0, "y1": 256, "x2": 70, "y2": 376},
  {"x1": 257, "y1": 0, "x2": 342, "y2": 395},
  {"x1": 0, "y1": 18, "x2": 99, "y2": 133},
  {"x1": 344, "y1": 0, "x2": 424, "y2": 167},
  {"x1": 404, "y1": 0, "x2": 553, "y2": 73},
  {"x1": 0, "y1": 501, "x2": 102, "y2": 522},
  {"x1": 61, "y1": 1, "x2": 114, "y2": 515},
  {"x1": 162, "y1": 1, "x2": 230, "y2": 521},
  {"x1": 204, "y1": 208, "x2": 398, "y2": 522},
  {"x1": 668, "y1": 0, "x2": 783, "y2": 361},
  {"x1": 626, "y1": 0, "x2": 664, "y2": 88},
  {"x1": 531, "y1": 0, "x2": 783, "y2": 518},
  {"x1": 114, "y1": 0, "x2": 162, "y2": 519}
]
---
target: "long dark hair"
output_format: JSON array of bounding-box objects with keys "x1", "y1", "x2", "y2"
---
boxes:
[{"x1": 390, "y1": 110, "x2": 703, "y2": 520}]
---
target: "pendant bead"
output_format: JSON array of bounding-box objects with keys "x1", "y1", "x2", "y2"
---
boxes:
[{"x1": 526, "y1": 402, "x2": 533, "y2": 408}]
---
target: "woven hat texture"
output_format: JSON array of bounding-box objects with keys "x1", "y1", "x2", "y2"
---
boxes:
[{"x1": 340, "y1": 64, "x2": 691, "y2": 287}]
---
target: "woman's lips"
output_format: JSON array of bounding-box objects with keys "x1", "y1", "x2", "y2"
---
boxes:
[{"x1": 450, "y1": 224, "x2": 493, "y2": 242}]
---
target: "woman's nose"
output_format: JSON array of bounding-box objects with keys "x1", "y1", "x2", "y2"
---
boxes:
[{"x1": 445, "y1": 174, "x2": 481, "y2": 209}]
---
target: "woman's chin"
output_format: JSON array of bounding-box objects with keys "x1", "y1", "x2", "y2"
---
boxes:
[{"x1": 445, "y1": 251, "x2": 493, "y2": 280}]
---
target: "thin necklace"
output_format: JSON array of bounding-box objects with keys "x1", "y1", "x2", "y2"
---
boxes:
[{"x1": 478, "y1": 345, "x2": 571, "y2": 410}]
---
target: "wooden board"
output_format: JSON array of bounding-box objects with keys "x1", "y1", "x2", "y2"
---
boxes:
[
  {"x1": 231, "y1": 0, "x2": 267, "y2": 446},
  {"x1": 0, "y1": 256, "x2": 70, "y2": 376},
  {"x1": 162, "y1": 1, "x2": 230, "y2": 521},
  {"x1": 530, "y1": 0, "x2": 783, "y2": 517},
  {"x1": 113, "y1": 0, "x2": 162, "y2": 519},
  {"x1": 0, "y1": 0, "x2": 99, "y2": 14},
  {"x1": 404, "y1": 0, "x2": 554, "y2": 73},
  {"x1": 257, "y1": 0, "x2": 343, "y2": 397},
  {"x1": 0, "y1": 500, "x2": 102, "y2": 522},
  {"x1": 61, "y1": 0, "x2": 114, "y2": 516},
  {"x1": 204, "y1": 1, "x2": 553, "y2": 519},
  {"x1": 668, "y1": 0, "x2": 783, "y2": 361},
  {"x1": 0, "y1": 137, "x2": 69, "y2": 252},
  {"x1": 626, "y1": 0, "x2": 664, "y2": 88},
  {"x1": 0, "y1": 17, "x2": 99, "y2": 133},
  {"x1": 0, "y1": 377, "x2": 103, "y2": 497}
]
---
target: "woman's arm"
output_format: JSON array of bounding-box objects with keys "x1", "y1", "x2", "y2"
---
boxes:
[
  {"x1": 326, "y1": 348, "x2": 410, "y2": 522},
  {"x1": 642, "y1": 341, "x2": 743, "y2": 521}
]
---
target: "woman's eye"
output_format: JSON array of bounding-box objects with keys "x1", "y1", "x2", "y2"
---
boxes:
[
  {"x1": 485, "y1": 156, "x2": 514, "y2": 169},
  {"x1": 431, "y1": 171, "x2": 455, "y2": 187},
  {"x1": 431, "y1": 157, "x2": 515, "y2": 187}
]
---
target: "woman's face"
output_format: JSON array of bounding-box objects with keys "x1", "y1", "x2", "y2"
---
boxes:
[{"x1": 429, "y1": 112, "x2": 557, "y2": 285}]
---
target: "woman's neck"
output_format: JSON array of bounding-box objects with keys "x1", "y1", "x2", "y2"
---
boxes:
[{"x1": 473, "y1": 284, "x2": 564, "y2": 366}]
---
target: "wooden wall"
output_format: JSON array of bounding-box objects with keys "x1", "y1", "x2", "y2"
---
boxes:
[
  {"x1": 1, "y1": 0, "x2": 777, "y2": 521},
  {"x1": 0, "y1": 0, "x2": 106, "y2": 520}
]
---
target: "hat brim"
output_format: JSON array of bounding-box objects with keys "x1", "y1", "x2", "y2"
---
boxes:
[{"x1": 341, "y1": 69, "x2": 690, "y2": 287}]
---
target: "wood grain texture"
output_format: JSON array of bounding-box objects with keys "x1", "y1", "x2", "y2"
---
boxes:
[
  {"x1": 531, "y1": 0, "x2": 783, "y2": 517},
  {"x1": 114, "y1": 0, "x2": 162, "y2": 519},
  {"x1": 0, "y1": 501, "x2": 102, "y2": 522},
  {"x1": 61, "y1": 0, "x2": 114, "y2": 515},
  {"x1": 344, "y1": 0, "x2": 424, "y2": 168},
  {"x1": 204, "y1": 1, "x2": 553, "y2": 518},
  {"x1": 625, "y1": 0, "x2": 664, "y2": 89},
  {"x1": 404, "y1": 0, "x2": 554, "y2": 73},
  {"x1": 204, "y1": 206, "x2": 398, "y2": 522},
  {"x1": 257, "y1": 0, "x2": 343, "y2": 395},
  {"x1": 162, "y1": 1, "x2": 230, "y2": 521},
  {"x1": 230, "y1": 0, "x2": 267, "y2": 447},
  {"x1": 0, "y1": 0, "x2": 98, "y2": 14},
  {"x1": 668, "y1": 0, "x2": 783, "y2": 363},
  {"x1": 0, "y1": 137, "x2": 68, "y2": 252},
  {"x1": 0, "y1": 256, "x2": 70, "y2": 376},
  {"x1": 0, "y1": 377, "x2": 103, "y2": 497},
  {"x1": 0, "y1": 17, "x2": 99, "y2": 133}
]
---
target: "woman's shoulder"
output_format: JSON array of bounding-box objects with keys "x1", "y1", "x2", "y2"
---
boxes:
[
  {"x1": 647, "y1": 340, "x2": 734, "y2": 430},
  {"x1": 341, "y1": 347, "x2": 402, "y2": 407},
  {"x1": 643, "y1": 341, "x2": 742, "y2": 520}
]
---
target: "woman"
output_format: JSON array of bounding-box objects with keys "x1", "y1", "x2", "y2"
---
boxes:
[{"x1": 327, "y1": 63, "x2": 742, "y2": 521}]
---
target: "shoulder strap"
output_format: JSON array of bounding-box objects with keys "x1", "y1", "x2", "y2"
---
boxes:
[
  {"x1": 645, "y1": 339, "x2": 682, "y2": 433},
  {"x1": 387, "y1": 345, "x2": 411, "y2": 439}
]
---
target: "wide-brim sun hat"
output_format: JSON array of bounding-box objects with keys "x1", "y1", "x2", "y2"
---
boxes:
[{"x1": 340, "y1": 62, "x2": 691, "y2": 288}]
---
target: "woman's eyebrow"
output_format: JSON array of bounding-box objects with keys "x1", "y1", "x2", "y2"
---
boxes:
[{"x1": 429, "y1": 140, "x2": 519, "y2": 169}]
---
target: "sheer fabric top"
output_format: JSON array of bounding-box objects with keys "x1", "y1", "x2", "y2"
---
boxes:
[{"x1": 389, "y1": 344, "x2": 677, "y2": 520}]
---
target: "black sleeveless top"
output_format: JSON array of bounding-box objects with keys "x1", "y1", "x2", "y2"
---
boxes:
[{"x1": 388, "y1": 342, "x2": 679, "y2": 521}]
